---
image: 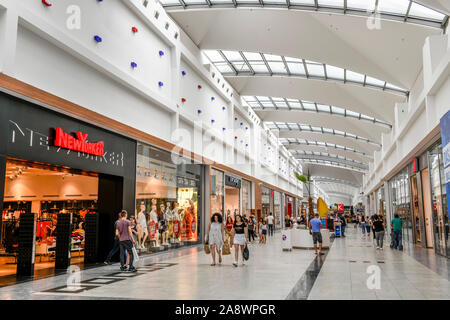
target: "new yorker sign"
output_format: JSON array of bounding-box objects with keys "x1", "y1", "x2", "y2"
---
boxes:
[{"x1": 0, "y1": 92, "x2": 136, "y2": 178}]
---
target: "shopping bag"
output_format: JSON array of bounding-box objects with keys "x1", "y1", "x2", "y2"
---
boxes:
[
  {"x1": 204, "y1": 242, "x2": 211, "y2": 254},
  {"x1": 222, "y1": 242, "x2": 231, "y2": 255},
  {"x1": 132, "y1": 246, "x2": 140, "y2": 262},
  {"x1": 243, "y1": 245, "x2": 249, "y2": 261}
]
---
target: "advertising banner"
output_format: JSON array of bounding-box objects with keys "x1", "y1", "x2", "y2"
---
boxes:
[{"x1": 440, "y1": 110, "x2": 450, "y2": 218}]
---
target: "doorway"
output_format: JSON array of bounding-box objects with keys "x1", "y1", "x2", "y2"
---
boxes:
[
  {"x1": 225, "y1": 185, "x2": 240, "y2": 220},
  {"x1": 410, "y1": 175, "x2": 422, "y2": 244},
  {"x1": 421, "y1": 168, "x2": 434, "y2": 248},
  {"x1": 1, "y1": 159, "x2": 98, "y2": 278}
]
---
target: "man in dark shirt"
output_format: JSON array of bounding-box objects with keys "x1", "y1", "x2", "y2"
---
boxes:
[
  {"x1": 340, "y1": 215, "x2": 347, "y2": 237},
  {"x1": 116, "y1": 210, "x2": 136, "y2": 272},
  {"x1": 104, "y1": 212, "x2": 127, "y2": 265}
]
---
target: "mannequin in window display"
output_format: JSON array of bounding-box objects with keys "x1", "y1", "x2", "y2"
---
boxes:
[
  {"x1": 137, "y1": 201, "x2": 148, "y2": 250},
  {"x1": 149, "y1": 204, "x2": 160, "y2": 247},
  {"x1": 172, "y1": 202, "x2": 182, "y2": 243},
  {"x1": 165, "y1": 201, "x2": 174, "y2": 245},
  {"x1": 181, "y1": 199, "x2": 196, "y2": 241},
  {"x1": 159, "y1": 203, "x2": 170, "y2": 246}
]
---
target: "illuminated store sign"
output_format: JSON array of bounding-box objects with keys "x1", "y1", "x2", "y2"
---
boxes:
[{"x1": 54, "y1": 127, "x2": 104, "y2": 157}]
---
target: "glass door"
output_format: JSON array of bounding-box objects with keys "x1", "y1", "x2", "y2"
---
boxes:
[{"x1": 410, "y1": 175, "x2": 422, "y2": 244}]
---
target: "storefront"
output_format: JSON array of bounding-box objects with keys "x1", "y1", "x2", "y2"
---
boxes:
[
  {"x1": 0, "y1": 92, "x2": 136, "y2": 277},
  {"x1": 241, "y1": 179, "x2": 252, "y2": 218},
  {"x1": 135, "y1": 143, "x2": 203, "y2": 252},
  {"x1": 273, "y1": 190, "x2": 282, "y2": 229},
  {"x1": 261, "y1": 185, "x2": 274, "y2": 223},
  {"x1": 388, "y1": 166, "x2": 413, "y2": 245},
  {"x1": 428, "y1": 142, "x2": 449, "y2": 257},
  {"x1": 285, "y1": 195, "x2": 294, "y2": 218}
]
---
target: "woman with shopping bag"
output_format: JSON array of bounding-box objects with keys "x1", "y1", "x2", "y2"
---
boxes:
[
  {"x1": 232, "y1": 215, "x2": 248, "y2": 267},
  {"x1": 205, "y1": 213, "x2": 225, "y2": 266}
]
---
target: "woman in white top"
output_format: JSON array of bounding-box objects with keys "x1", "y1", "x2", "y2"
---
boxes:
[{"x1": 206, "y1": 213, "x2": 225, "y2": 266}]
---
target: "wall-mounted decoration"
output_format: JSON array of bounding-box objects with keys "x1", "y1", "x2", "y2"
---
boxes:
[
  {"x1": 42, "y1": 0, "x2": 52, "y2": 7},
  {"x1": 93, "y1": 35, "x2": 102, "y2": 43},
  {"x1": 132, "y1": 26, "x2": 138, "y2": 33},
  {"x1": 159, "y1": 50, "x2": 165, "y2": 56},
  {"x1": 198, "y1": 85, "x2": 202, "y2": 89},
  {"x1": 181, "y1": 71, "x2": 186, "y2": 76},
  {"x1": 158, "y1": 81, "x2": 164, "y2": 87},
  {"x1": 131, "y1": 62, "x2": 138, "y2": 68},
  {"x1": 181, "y1": 98, "x2": 186, "y2": 103}
]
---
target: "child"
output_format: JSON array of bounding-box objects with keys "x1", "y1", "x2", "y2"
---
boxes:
[{"x1": 261, "y1": 220, "x2": 268, "y2": 244}]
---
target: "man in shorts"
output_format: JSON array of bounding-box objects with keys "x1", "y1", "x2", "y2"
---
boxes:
[{"x1": 309, "y1": 213, "x2": 324, "y2": 255}]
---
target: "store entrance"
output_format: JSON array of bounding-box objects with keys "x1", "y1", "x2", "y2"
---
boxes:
[
  {"x1": 225, "y1": 185, "x2": 240, "y2": 221},
  {"x1": 410, "y1": 175, "x2": 422, "y2": 245},
  {"x1": 1, "y1": 159, "x2": 98, "y2": 278},
  {"x1": 421, "y1": 168, "x2": 434, "y2": 248}
]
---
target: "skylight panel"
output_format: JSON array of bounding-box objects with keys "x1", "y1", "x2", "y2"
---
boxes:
[
  {"x1": 346, "y1": 0, "x2": 376, "y2": 11},
  {"x1": 288, "y1": 102, "x2": 302, "y2": 109},
  {"x1": 265, "y1": 0, "x2": 287, "y2": 3},
  {"x1": 183, "y1": 0, "x2": 206, "y2": 3},
  {"x1": 222, "y1": 50, "x2": 243, "y2": 61},
  {"x1": 289, "y1": 0, "x2": 315, "y2": 5},
  {"x1": 261, "y1": 102, "x2": 274, "y2": 107},
  {"x1": 346, "y1": 110, "x2": 359, "y2": 118},
  {"x1": 244, "y1": 96, "x2": 256, "y2": 101},
  {"x1": 302, "y1": 102, "x2": 316, "y2": 111},
  {"x1": 215, "y1": 63, "x2": 233, "y2": 73},
  {"x1": 360, "y1": 114, "x2": 374, "y2": 122},
  {"x1": 251, "y1": 62, "x2": 269, "y2": 73},
  {"x1": 331, "y1": 106, "x2": 345, "y2": 115},
  {"x1": 365, "y1": 76, "x2": 385, "y2": 87},
  {"x1": 326, "y1": 65, "x2": 345, "y2": 80},
  {"x1": 268, "y1": 61, "x2": 288, "y2": 73},
  {"x1": 311, "y1": 126, "x2": 322, "y2": 132},
  {"x1": 278, "y1": 123, "x2": 289, "y2": 129},
  {"x1": 345, "y1": 70, "x2": 365, "y2": 83},
  {"x1": 317, "y1": 104, "x2": 330, "y2": 112},
  {"x1": 385, "y1": 82, "x2": 406, "y2": 92},
  {"x1": 287, "y1": 123, "x2": 298, "y2": 130},
  {"x1": 306, "y1": 63, "x2": 325, "y2": 77},
  {"x1": 243, "y1": 52, "x2": 263, "y2": 61},
  {"x1": 210, "y1": 0, "x2": 233, "y2": 3},
  {"x1": 408, "y1": 2, "x2": 446, "y2": 21},
  {"x1": 300, "y1": 125, "x2": 310, "y2": 130},
  {"x1": 158, "y1": 0, "x2": 181, "y2": 5},
  {"x1": 275, "y1": 101, "x2": 288, "y2": 108},
  {"x1": 287, "y1": 62, "x2": 306, "y2": 75},
  {"x1": 264, "y1": 54, "x2": 283, "y2": 61},
  {"x1": 318, "y1": 0, "x2": 343, "y2": 8},
  {"x1": 204, "y1": 50, "x2": 224, "y2": 63},
  {"x1": 323, "y1": 128, "x2": 333, "y2": 134},
  {"x1": 233, "y1": 62, "x2": 250, "y2": 72},
  {"x1": 377, "y1": 0, "x2": 410, "y2": 15},
  {"x1": 235, "y1": 0, "x2": 260, "y2": 3}
]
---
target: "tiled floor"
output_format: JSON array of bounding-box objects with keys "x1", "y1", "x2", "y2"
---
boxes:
[
  {"x1": 0, "y1": 227, "x2": 448, "y2": 300},
  {"x1": 308, "y1": 227, "x2": 450, "y2": 300}
]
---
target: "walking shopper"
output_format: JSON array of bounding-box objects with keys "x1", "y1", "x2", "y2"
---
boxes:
[
  {"x1": 104, "y1": 212, "x2": 127, "y2": 265},
  {"x1": 340, "y1": 215, "x2": 347, "y2": 237},
  {"x1": 267, "y1": 213, "x2": 274, "y2": 236},
  {"x1": 206, "y1": 213, "x2": 225, "y2": 266},
  {"x1": 260, "y1": 220, "x2": 267, "y2": 244},
  {"x1": 116, "y1": 210, "x2": 137, "y2": 272},
  {"x1": 309, "y1": 213, "x2": 324, "y2": 255},
  {"x1": 366, "y1": 216, "x2": 372, "y2": 237},
  {"x1": 247, "y1": 216, "x2": 255, "y2": 242},
  {"x1": 373, "y1": 215, "x2": 385, "y2": 250},
  {"x1": 360, "y1": 216, "x2": 366, "y2": 235},
  {"x1": 225, "y1": 216, "x2": 234, "y2": 247},
  {"x1": 391, "y1": 214, "x2": 403, "y2": 250},
  {"x1": 232, "y1": 215, "x2": 248, "y2": 267}
]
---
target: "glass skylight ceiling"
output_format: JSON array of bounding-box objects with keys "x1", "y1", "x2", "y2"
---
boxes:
[
  {"x1": 291, "y1": 150, "x2": 369, "y2": 170},
  {"x1": 243, "y1": 96, "x2": 392, "y2": 128},
  {"x1": 159, "y1": 0, "x2": 448, "y2": 29},
  {"x1": 299, "y1": 159, "x2": 367, "y2": 172},
  {"x1": 265, "y1": 121, "x2": 382, "y2": 147},
  {"x1": 312, "y1": 176, "x2": 361, "y2": 188},
  {"x1": 203, "y1": 50, "x2": 409, "y2": 96},
  {"x1": 279, "y1": 138, "x2": 370, "y2": 157}
]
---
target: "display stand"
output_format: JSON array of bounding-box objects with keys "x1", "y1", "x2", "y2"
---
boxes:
[{"x1": 17, "y1": 213, "x2": 36, "y2": 277}]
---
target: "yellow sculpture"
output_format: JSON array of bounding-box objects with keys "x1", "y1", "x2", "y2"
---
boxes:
[{"x1": 317, "y1": 197, "x2": 329, "y2": 218}]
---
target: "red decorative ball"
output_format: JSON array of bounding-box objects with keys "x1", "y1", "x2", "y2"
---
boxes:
[
  {"x1": 198, "y1": 85, "x2": 202, "y2": 89},
  {"x1": 181, "y1": 98, "x2": 186, "y2": 103},
  {"x1": 132, "y1": 26, "x2": 138, "y2": 33}
]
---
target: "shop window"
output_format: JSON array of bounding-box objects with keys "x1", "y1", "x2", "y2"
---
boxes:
[{"x1": 135, "y1": 143, "x2": 202, "y2": 253}]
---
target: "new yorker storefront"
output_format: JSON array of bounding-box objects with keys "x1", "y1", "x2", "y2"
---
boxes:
[{"x1": 0, "y1": 92, "x2": 136, "y2": 277}]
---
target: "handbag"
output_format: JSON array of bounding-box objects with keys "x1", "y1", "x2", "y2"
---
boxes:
[
  {"x1": 243, "y1": 245, "x2": 249, "y2": 261},
  {"x1": 204, "y1": 242, "x2": 211, "y2": 254},
  {"x1": 222, "y1": 242, "x2": 231, "y2": 255},
  {"x1": 132, "y1": 246, "x2": 140, "y2": 262}
]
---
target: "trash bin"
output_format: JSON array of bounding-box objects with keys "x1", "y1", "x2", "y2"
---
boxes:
[{"x1": 281, "y1": 229, "x2": 292, "y2": 251}]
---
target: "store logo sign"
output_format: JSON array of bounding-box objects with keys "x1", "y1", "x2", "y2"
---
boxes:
[
  {"x1": 337, "y1": 204, "x2": 344, "y2": 212},
  {"x1": 54, "y1": 127, "x2": 104, "y2": 157}
]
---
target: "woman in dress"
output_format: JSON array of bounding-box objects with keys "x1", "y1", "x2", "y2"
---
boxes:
[
  {"x1": 206, "y1": 213, "x2": 225, "y2": 266},
  {"x1": 232, "y1": 215, "x2": 248, "y2": 267}
]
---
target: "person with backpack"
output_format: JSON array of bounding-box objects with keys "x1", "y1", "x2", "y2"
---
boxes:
[{"x1": 391, "y1": 214, "x2": 403, "y2": 250}]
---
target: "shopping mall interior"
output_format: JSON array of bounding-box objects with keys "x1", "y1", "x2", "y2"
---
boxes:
[{"x1": 0, "y1": 0, "x2": 449, "y2": 304}]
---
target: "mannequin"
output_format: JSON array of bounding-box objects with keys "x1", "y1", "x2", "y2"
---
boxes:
[
  {"x1": 159, "y1": 203, "x2": 169, "y2": 246},
  {"x1": 149, "y1": 204, "x2": 159, "y2": 247},
  {"x1": 164, "y1": 202, "x2": 172, "y2": 245},
  {"x1": 172, "y1": 202, "x2": 182, "y2": 243},
  {"x1": 137, "y1": 201, "x2": 148, "y2": 250},
  {"x1": 182, "y1": 199, "x2": 195, "y2": 241}
]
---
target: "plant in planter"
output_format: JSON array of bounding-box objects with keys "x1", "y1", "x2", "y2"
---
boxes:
[{"x1": 295, "y1": 171, "x2": 314, "y2": 223}]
